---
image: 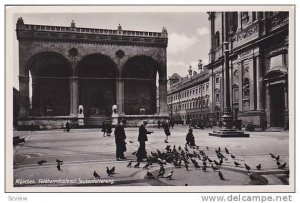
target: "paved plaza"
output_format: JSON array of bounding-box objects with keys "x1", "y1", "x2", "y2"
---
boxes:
[{"x1": 13, "y1": 126, "x2": 290, "y2": 187}]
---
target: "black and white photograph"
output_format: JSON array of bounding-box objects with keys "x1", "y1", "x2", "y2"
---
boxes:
[{"x1": 5, "y1": 5, "x2": 295, "y2": 193}]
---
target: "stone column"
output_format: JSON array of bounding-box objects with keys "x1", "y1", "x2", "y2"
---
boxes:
[
  {"x1": 159, "y1": 78, "x2": 168, "y2": 116},
  {"x1": 116, "y1": 78, "x2": 125, "y2": 114},
  {"x1": 19, "y1": 76, "x2": 30, "y2": 117},
  {"x1": 69, "y1": 76, "x2": 79, "y2": 117},
  {"x1": 237, "y1": 12, "x2": 242, "y2": 31},
  {"x1": 256, "y1": 56, "x2": 264, "y2": 110},
  {"x1": 284, "y1": 82, "x2": 289, "y2": 110},
  {"x1": 31, "y1": 77, "x2": 40, "y2": 115},
  {"x1": 238, "y1": 61, "x2": 243, "y2": 112},
  {"x1": 249, "y1": 58, "x2": 255, "y2": 110}
]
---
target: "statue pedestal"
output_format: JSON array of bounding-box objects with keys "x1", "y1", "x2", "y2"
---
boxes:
[
  {"x1": 78, "y1": 114, "x2": 85, "y2": 126},
  {"x1": 112, "y1": 114, "x2": 118, "y2": 126}
]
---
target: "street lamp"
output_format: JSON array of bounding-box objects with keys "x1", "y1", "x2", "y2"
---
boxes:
[{"x1": 209, "y1": 12, "x2": 249, "y2": 137}]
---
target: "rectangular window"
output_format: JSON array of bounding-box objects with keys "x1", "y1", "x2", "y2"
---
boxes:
[
  {"x1": 233, "y1": 89, "x2": 239, "y2": 102},
  {"x1": 216, "y1": 77, "x2": 219, "y2": 84}
]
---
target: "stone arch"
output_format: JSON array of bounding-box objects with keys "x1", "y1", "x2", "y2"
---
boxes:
[
  {"x1": 26, "y1": 52, "x2": 72, "y2": 116},
  {"x1": 77, "y1": 53, "x2": 119, "y2": 116},
  {"x1": 121, "y1": 55, "x2": 161, "y2": 115}
]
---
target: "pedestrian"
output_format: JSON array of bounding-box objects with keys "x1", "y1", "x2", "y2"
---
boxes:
[
  {"x1": 170, "y1": 119, "x2": 174, "y2": 129},
  {"x1": 65, "y1": 121, "x2": 70, "y2": 132},
  {"x1": 136, "y1": 120, "x2": 153, "y2": 162},
  {"x1": 106, "y1": 122, "x2": 112, "y2": 136},
  {"x1": 186, "y1": 128, "x2": 196, "y2": 147},
  {"x1": 157, "y1": 120, "x2": 161, "y2": 129},
  {"x1": 163, "y1": 121, "x2": 171, "y2": 143},
  {"x1": 31, "y1": 123, "x2": 34, "y2": 133},
  {"x1": 101, "y1": 121, "x2": 107, "y2": 137},
  {"x1": 114, "y1": 119, "x2": 127, "y2": 161}
]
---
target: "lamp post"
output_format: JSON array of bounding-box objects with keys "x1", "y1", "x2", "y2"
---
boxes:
[{"x1": 209, "y1": 12, "x2": 249, "y2": 137}]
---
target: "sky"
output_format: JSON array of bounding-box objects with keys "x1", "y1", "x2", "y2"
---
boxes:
[{"x1": 10, "y1": 9, "x2": 210, "y2": 89}]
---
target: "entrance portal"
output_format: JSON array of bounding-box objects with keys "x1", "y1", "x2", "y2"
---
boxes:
[
  {"x1": 269, "y1": 84, "x2": 285, "y2": 127},
  {"x1": 78, "y1": 54, "x2": 117, "y2": 117}
]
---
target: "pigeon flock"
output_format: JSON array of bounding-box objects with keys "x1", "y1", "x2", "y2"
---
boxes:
[{"x1": 35, "y1": 143, "x2": 288, "y2": 185}]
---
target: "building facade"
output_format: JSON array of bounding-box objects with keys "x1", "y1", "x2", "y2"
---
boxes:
[
  {"x1": 167, "y1": 64, "x2": 211, "y2": 125},
  {"x1": 206, "y1": 11, "x2": 289, "y2": 129},
  {"x1": 16, "y1": 18, "x2": 169, "y2": 128},
  {"x1": 168, "y1": 11, "x2": 289, "y2": 130}
]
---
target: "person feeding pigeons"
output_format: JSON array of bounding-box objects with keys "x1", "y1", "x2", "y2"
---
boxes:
[
  {"x1": 136, "y1": 120, "x2": 153, "y2": 162},
  {"x1": 186, "y1": 128, "x2": 196, "y2": 147},
  {"x1": 114, "y1": 119, "x2": 127, "y2": 161}
]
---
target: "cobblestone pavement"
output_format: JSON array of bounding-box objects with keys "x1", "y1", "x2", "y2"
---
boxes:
[{"x1": 13, "y1": 126, "x2": 290, "y2": 187}]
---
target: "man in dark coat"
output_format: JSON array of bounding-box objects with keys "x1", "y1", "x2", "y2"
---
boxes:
[
  {"x1": 136, "y1": 120, "x2": 153, "y2": 162},
  {"x1": 114, "y1": 119, "x2": 127, "y2": 161}
]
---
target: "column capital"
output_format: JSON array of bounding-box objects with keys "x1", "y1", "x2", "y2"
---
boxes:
[{"x1": 69, "y1": 76, "x2": 79, "y2": 82}]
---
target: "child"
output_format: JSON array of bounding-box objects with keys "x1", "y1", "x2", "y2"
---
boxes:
[{"x1": 186, "y1": 128, "x2": 196, "y2": 147}]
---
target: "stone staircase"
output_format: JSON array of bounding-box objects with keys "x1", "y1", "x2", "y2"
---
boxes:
[{"x1": 84, "y1": 116, "x2": 111, "y2": 128}]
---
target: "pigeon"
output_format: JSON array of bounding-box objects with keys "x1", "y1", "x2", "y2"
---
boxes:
[
  {"x1": 143, "y1": 161, "x2": 151, "y2": 169},
  {"x1": 278, "y1": 162, "x2": 287, "y2": 169},
  {"x1": 93, "y1": 171, "x2": 101, "y2": 179},
  {"x1": 276, "y1": 161, "x2": 281, "y2": 166},
  {"x1": 37, "y1": 160, "x2": 47, "y2": 165},
  {"x1": 211, "y1": 164, "x2": 219, "y2": 172},
  {"x1": 166, "y1": 171, "x2": 174, "y2": 180},
  {"x1": 244, "y1": 163, "x2": 251, "y2": 171},
  {"x1": 276, "y1": 155, "x2": 280, "y2": 161},
  {"x1": 214, "y1": 160, "x2": 220, "y2": 166},
  {"x1": 106, "y1": 167, "x2": 115, "y2": 176},
  {"x1": 157, "y1": 166, "x2": 165, "y2": 178},
  {"x1": 185, "y1": 184, "x2": 188, "y2": 186},
  {"x1": 185, "y1": 163, "x2": 189, "y2": 170},
  {"x1": 202, "y1": 165, "x2": 207, "y2": 172},
  {"x1": 269, "y1": 153, "x2": 276, "y2": 159},
  {"x1": 234, "y1": 161, "x2": 241, "y2": 167},
  {"x1": 203, "y1": 161, "x2": 207, "y2": 166},
  {"x1": 206, "y1": 146, "x2": 209, "y2": 150},
  {"x1": 218, "y1": 171, "x2": 225, "y2": 180},
  {"x1": 219, "y1": 159, "x2": 223, "y2": 166},
  {"x1": 248, "y1": 172, "x2": 256, "y2": 180},
  {"x1": 110, "y1": 166, "x2": 115, "y2": 173},
  {"x1": 231, "y1": 154, "x2": 236, "y2": 159},
  {"x1": 218, "y1": 147, "x2": 221, "y2": 152},
  {"x1": 127, "y1": 161, "x2": 132, "y2": 167},
  {"x1": 56, "y1": 159, "x2": 63, "y2": 164},
  {"x1": 256, "y1": 164, "x2": 262, "y2": 170},
  {"x1": 134, "y1": 161, "x2": 140, "y2": 168},
  {"x1": 225, "y1": 147, "x2": 230, "y2": 154},
  {"x1": 57, "y1": 163, "x2": 62, "y2": 171},
  {"x1": 207, "y1": 157, "x2": 213, "y2": 163},
  {"x1": 146, "y1": 171, "x2": 155, "y2": 179}
]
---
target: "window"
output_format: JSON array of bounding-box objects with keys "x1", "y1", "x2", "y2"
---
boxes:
[
  {"x1": 206, "y1": 83, "x2": 209, "y2": 91},
  {"x1": 243, "y1": 78, "x2": 250, "y2": 99},
  {"x1": 215, "y1": 31, "x2": 220, "y2": 48},
  {"x1": 196, "y1": 89, "x2": 198, "y2": 94},
  {"x1": 216, "y1": 77, "x2": 219, "y2": 84},
  {"x1": 216, "y1": 93, "x2": 220, "y2": 103},
  {"x1": 233, "y1": 89, "x2": 239, "y2": 102}
]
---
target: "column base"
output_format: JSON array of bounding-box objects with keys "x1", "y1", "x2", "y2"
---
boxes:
[{"x1": 209, "y1": 129, "x2": 250, "y2": 138}]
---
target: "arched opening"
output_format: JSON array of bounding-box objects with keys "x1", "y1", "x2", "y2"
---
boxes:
[
  {"x1": 27, "y1": 52, "x2": 71, "y2": 116},
  {"x1": 77, "y1": 54, "x2": 118, "y2": 117},
  {"x1": 122, "y1": 56, "x2": 160, "y2": 115}
]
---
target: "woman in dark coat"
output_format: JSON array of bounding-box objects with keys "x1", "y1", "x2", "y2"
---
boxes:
[
  {"x1": 114, "y1": 119, "x2": 127, "y2": 161},
  {"x1": 106, "y1": 122, "x2": 112, "y2": 136},
  {"x1": 186, "y1": 128, "x2": 196, "y2": 147},
  {"x1": 136, "y1": 120, "x2": 153, "y2": 162}
]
